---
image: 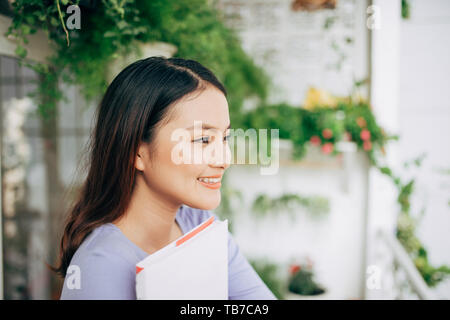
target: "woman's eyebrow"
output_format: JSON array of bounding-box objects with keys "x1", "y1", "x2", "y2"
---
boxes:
[{"x1": 185, "y1": 123, "x2": 231, "y2": 131}]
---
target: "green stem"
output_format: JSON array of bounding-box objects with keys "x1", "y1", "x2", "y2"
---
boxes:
[{"x1": 56, "y1": 0, "x2": 70, "y2": 47}]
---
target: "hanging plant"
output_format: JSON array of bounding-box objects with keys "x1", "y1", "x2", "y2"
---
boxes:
[
  {"x1": 252, "y1": 193, "x2": 330, "y2": 221},
  {"x1": 4, "y1": 0, "x2": 270, "y2": 122},
  {"x1": 243, "y1": 85, "x2": 395, "y2": 161}
]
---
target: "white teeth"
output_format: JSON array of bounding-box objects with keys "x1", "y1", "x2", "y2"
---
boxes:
[{"x1": 198, "y1": 177, "x2": 221, "y2": 183}]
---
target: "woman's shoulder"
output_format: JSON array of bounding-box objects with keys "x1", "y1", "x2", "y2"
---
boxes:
[
  {"x1": 75, "y1": 223, "x2": 145, "y2": 264},
  {"x1": 63, "y1": 223, "x2": 144, "y2": 284},
  {"x1": 60, "y1": 224, "x2": 139, "y2": 299}
]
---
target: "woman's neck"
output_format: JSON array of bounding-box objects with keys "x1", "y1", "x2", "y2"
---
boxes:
[{"x1": 113, "y1": 178, "x2": 182, "y2": 255}]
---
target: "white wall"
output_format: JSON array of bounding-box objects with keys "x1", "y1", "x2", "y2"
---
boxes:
[
  {"x1": 398, "y1": 0, "x2": 450, "y2": 296},
  {"x1": 225, "y1": 148, "x2": 370, "y2": 299},
  {"x1": 365, "y1": 0, "x2": 402, "y2": 300},
  {"x1": 217, "y1": 0, "x2": 369, "y2": 106},
  {"x1": 366, "y1": 0, "x2": 450, "y2": 299}
]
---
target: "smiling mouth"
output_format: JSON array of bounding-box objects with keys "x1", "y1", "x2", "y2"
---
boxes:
[{"x1": 197, "y1": 177, "x2": 222, "y2": 189}]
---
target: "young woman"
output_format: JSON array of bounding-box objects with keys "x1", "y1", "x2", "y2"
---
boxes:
[{"x1": 54, "y1": 56, "x2": 276, "y2": 300}]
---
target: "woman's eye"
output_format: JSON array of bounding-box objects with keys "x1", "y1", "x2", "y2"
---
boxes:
[
  {"x1": 193, "y1": 136, "x2": 210, "y2": 144},
  {"x1": 193, "y1": 135, "x2": 230, "y2": 144}
]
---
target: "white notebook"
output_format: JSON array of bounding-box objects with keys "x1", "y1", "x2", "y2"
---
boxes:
[{"x1": 135, "y1": 216, "x2": 228, "y2": 300}]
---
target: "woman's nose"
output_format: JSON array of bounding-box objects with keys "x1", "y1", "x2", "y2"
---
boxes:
[{"x1": 208, "y1": 136, "x2": 232, "y2": 169}]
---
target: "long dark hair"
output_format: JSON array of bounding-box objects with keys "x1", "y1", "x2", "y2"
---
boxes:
[{"x1": 53, "y1": 56, "x2": 227, "y2": 277}]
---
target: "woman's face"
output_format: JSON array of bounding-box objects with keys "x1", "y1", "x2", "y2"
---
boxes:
[{"x1": 136, "y1": 85, "x2": 232, "y2": 210}]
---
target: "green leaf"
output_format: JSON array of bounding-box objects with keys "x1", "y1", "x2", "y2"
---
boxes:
[
  {"x1": 103, "y1": 31, "x2": 117, "y2": 38},
  {"x1": 21, "y1": 24, "x2": 31, "y2": 35},
  {"x1": 25, "y1": 15, "x2": 35, "y2": 25},
  {"x1": 117, "y1": 7, "x2": 125, "y2": 17},
  {"x1": 15, "y1": 45, "x2": 27, "y2": 59},
  {"x1": 379, "y1": 167, "x2": 392, "y2": 176},
  {"x1": 116, "y1": 20, "x2": 128, "y2": 30},
  {"x1": 50, "y1": 16, "x2": 59, "y2": 27}
]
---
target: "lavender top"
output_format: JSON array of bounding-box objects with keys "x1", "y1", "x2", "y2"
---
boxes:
[{"x1": 59, "y1": 205, "x2": 277, "y2": 300}]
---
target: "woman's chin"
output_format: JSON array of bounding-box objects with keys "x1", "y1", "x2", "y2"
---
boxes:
[{"x1": 188, "y1": 195, "x2": 221, "y2": 211}]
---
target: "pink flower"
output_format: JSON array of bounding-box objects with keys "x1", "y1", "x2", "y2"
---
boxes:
[
  {"x1": 322, "y1": 128, "x2": 333, "y2": 139},
  {"x1": 322, "y1": 143, "x2": 333, "y2": 154},
  {"x1": 360, "y1": 129, "x2": 371, "y2": 141},
  {"x1": 290, "y1": 264, "x2": 301, "y2": 275},
  {"x1": 310, "y1": 135, "x2": 321, "y2": 146},
  {"x1": 363, "y1": 140, "x2": 372, "y2": 151},
  {"x1": 356, "y1": 117, "x2": 367, "y2": 128}
]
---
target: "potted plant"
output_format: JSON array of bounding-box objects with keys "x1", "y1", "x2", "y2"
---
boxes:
[{"x1": 285, "y1": 259, "x2": 328, "y2": 299}]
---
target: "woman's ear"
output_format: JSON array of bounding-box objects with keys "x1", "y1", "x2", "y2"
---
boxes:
[{"x1": 135, "y1": 144, "x2": 147, "y2": 171}]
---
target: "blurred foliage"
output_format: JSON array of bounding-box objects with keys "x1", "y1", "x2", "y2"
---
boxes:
[
  {"x1": 396, "y1": 212, "x2": 450, "y2": 287},
  {"x1": 242, "y1": 87, "x2": 395, "y2": 161},
  {"x1": 402, "y1": 0, "x2": 411, "y2": 19},
  {"x1": 5, "y1": 0, "x2": 269, "y2": 122},
  {"x1": 248, "y1": 258, "x2": 285, "y2": 300},
  {"x1": 252, "y1": 193, "x2": 330, "y2": 221},
  {"x1": 378, "y1": 155, "x2": 450, "y2": 287}
]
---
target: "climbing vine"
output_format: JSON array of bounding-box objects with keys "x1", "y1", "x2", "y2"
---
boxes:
[{"x1": 4, "y1": 0, "x2": 269, "y2": 122}]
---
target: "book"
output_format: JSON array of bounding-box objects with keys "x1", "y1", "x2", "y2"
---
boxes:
[{"x1": 135, "y1": 216, "x2": 228, "y2": 299}]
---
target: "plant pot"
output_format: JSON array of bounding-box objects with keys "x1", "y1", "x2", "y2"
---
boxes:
[
  {"x1": 107, "y1": 41, "x2": 177, "y2": 84},
  {"x1": 283, "y1": 275, "x2": 331, "y2": 299},
  {"x1": 284, "y1": 290, "x2": 332, "y2": 300}
]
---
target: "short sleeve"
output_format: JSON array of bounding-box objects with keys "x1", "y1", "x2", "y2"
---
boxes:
[
  {"x1": 60, "y1": 250, "x2": 136, "y2": 300},
  {"x1": 209, "y1": 211, "x2": 277, "y2": 300}
]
